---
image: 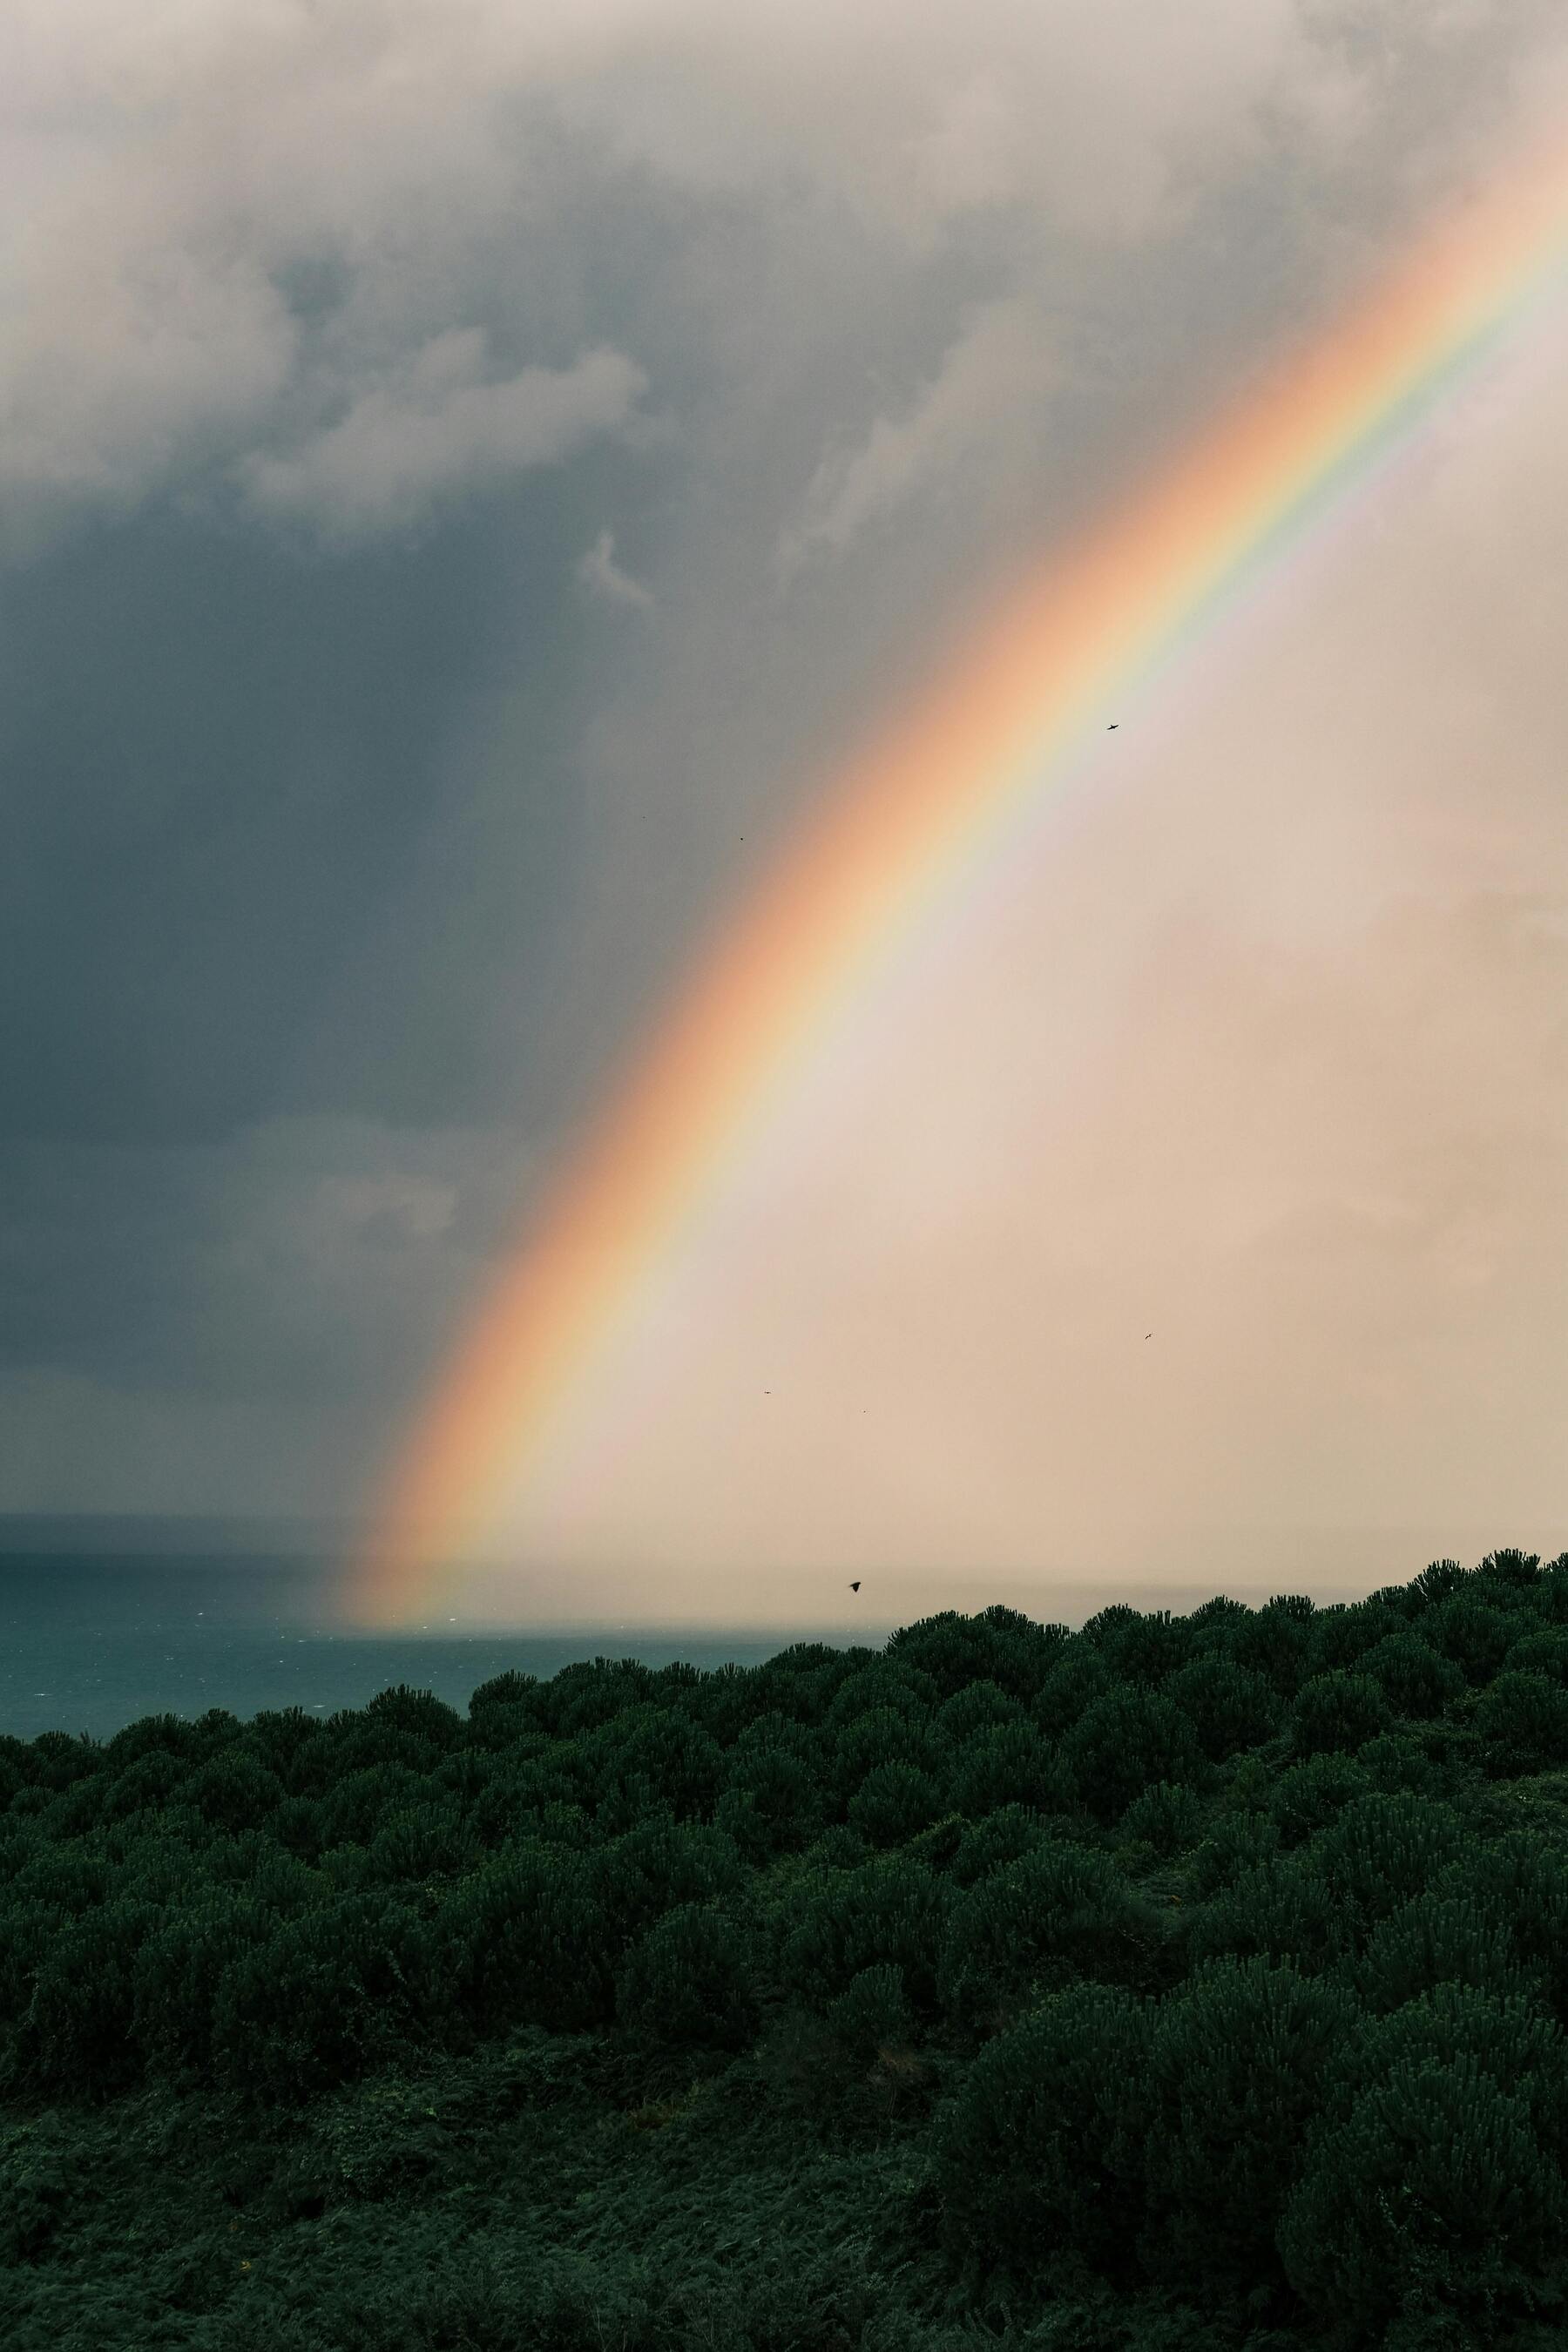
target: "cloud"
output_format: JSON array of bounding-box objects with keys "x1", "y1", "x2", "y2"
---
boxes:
[
  {"x1": 778, "y1": 299, "x2": 1060, "y2": 573},
  {"x1": 576, "y1": 526, "x2": 652, "y2": 607},
  {"x1": 9, "y1": 0, "x2": 1568, "y2": 1565},
  {"x1": 240, "y1": 335, "x2": 645, "y2": 542}
]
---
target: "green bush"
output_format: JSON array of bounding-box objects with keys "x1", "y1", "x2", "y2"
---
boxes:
[
  {"x1": 1360, "y1": 1634, "x2": 1466, "y2": 1720},
  {"x1": 365, "y1": 1802, "x2": 482, "y2": 1885},
  {"x1": 1355, "y1": 1730, "x2": 1448, "y2": 1797},
  {"x1": 1504, "y1": 1627, "x2": 1568, "y2": 1684},
  {"x1": 1165, "y1": 1655, "x2": 1281, "y2": 1761},
  {"x1": 948, "y1": 1721, "x2": 1074, "y2": 1819},
  {"x1": 211, "y1": 1894, "x2": 440, "y2": 2102},
  {"x1": 1355, "y1": 1890, "x2": 1536, "y2": 2014},
  {"x1": 131, "y1": 1888, "x2": 271, "y2": 2081},
  {"x1": 1145, "y1": 1958, "x2": 1356, "y2": 2285},
  {"x1": 886, "y1": 1609, "x2": 1064, "y2": 1702},
  {"x1": 831, "y1": 1707, "x2": 939, "y2": 1804},
  {"x1": 1438, "y1": 1835, "x2": 1568, "y2": 2017},
  {"x1": 19, "y1": 1897, "x2": 159, "y2": 2094},
  {"x1": 1030, "y1": 1646, "x2": 1113, "y2": 1737},
  {"x1": 1476, "y1": 1671, "x2": 1568, "y2": 1777},
  {"x1": 1187, "y1": 1856, "x2": 1347, "y2": 1974},
  {"x1": 947, "y1": 1803, "x2": 1051, "y2": 1886},
  {"x1": 441, "y1": 1846, "x2": 612, "y2": 2037},
  {"x1": 825, "y1": 1961, "x2": 915, "y2": 2065},
  {"x1": 614, "y1": 1903, "x2": 754, "y2": 2048},
  {"x1": 1120, "y1": 1781, "x2": 1203, "y2": 1856},
  {"x1": 934, "y1": 1984, "x2": 1154, "y2": 2281},
  {"x1": 1279, "y1": 2058, "x2": 1566, "y2": 2331},
  {"x1": 1081, "y1": 1606, "x2": 1193, "y2": 1686},
  {"x1": 1308, "y1": 1598, "x2": 1406, "y2": 1673},
  {"x1": 1227, "y1": 1598, "x2": 1315, "y2": 1697},
  {"x1": 936, "y1": 1842, "x2": 1164, "y2": 2027},
  {"x1": 1306, "y1": 1792, "x2": 1466, "y2": 1935},
  {"x1": 1189, "y1": 1808, "x2": 1281, "y2": 1894},
  {"x1": 935, "y1": 1680, "x2": 1024, "y2": 1741},
  {"x1": 1291, "y1": 1672, "x2": 1390, "y2": 1757},
  {"x1": 1350, "y1": 1982, "x2": 1568, "y2": 2164},
  {"x1": 1064, "y1": 1688, "x2": 1203, "y2": 1823},
  {"x1": 1267, "y1": 1752, "x2": 1371, "y2": 1844},
  {"x1": 779, "y1": 1855, "x2": 951, "y2": 2012},
  {"x1": 1428, "y1": 1595, "x2": 1516, "y2": 1685},
  {"x1": 848, "y1": 1761, "x2": 941, "y2": 1848}
]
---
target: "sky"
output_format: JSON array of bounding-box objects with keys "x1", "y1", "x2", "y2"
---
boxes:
[{"x1": 5, "y1": 0, "x2": 1568, "y2": 1626}]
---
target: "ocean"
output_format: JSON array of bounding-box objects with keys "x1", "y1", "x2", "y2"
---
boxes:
[{"x1": 0, "y1": 1551, "x2": 856, "y2": 1743}]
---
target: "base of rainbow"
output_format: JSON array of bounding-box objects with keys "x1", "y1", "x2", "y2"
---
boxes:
[{"x1": 351, "y1": 139, "x2": 1568, "y2": 1627}]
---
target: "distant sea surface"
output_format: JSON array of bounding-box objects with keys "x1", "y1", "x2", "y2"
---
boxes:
[
  {"x1": 0, "y1": 1551, "x2": 845, "y2": 1742},
  {"x1": 5, "y1": 1515, "x2": 1540, "y2": 1742}
]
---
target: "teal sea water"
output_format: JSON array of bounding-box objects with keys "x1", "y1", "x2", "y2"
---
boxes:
[{"x1": 0, "y1": 1550, "x2": 854, "y2": 1742}]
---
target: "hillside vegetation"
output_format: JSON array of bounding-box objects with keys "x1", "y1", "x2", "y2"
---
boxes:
[{"x1": 7, "y1": 1550, "x2": 1568, "y2": 2349}]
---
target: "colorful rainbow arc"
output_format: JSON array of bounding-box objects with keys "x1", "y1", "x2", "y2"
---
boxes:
[{"x1": 352, "y1": 141, "x2": 1568, "y2": 1626}]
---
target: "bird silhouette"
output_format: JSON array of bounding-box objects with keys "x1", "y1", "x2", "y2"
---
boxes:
[
  {"x1": 1145, "y1": 1332, "x2": 1152, "y2": 1339},
  {"x1": 848, "y1": 1581, "x2": 861, "y2": 1592},
  {"x1": 1107, "y1": 723, "x2": 1119, "y2": 730}
]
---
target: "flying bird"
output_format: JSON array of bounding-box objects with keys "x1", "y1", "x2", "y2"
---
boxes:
[
  {"x1": 1146, "y1": 1332, "x2": 1152, "y2": 1339},
  {"x1": 1107, "y1": 722, "x2": 1119, "y2": 729},
  {"x1": 849, "y1": 1581, "x2": 861, "y2": 1592}
]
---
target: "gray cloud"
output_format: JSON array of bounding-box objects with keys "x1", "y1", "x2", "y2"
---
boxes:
[
  {"x1": 577, "y1": 526, "x2": 652, "y2": 608},
  {"x1": 241, "y1": 335, "x2": 647, "y2": 543},
  {"x1": 777, "y1": 299, "x2": 1061, "y2": 574}
]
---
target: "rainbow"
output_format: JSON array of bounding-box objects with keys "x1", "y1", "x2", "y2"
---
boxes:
[{"x1": 352, "y1": 139, "x2": 1568, "y2": 1625}]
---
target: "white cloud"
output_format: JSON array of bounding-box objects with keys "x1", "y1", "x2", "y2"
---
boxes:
[
  {"x1": 778, "y1": 298, "x2": 1060, "y2": 573},
  {"x1": 577, "y1": 525, "x2": 652, "y2": 607},
  {"x1": 239, "y1": 332, "x2": 645, "y2": 541},
  {"x1": 3, "y1": 0, "x2": 1551, "y2": 553}
]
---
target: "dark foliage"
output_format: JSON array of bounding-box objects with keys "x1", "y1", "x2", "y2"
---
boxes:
[{"x1": 8, "y1": 1551, "x2": 1568, "y2": 2350}]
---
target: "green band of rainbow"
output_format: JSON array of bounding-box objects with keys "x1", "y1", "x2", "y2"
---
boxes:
[{"x1": 351, "y1": 140, "x2": 1568, "y2": 1626}]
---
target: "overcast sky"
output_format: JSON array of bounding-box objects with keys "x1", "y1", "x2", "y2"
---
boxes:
[{"x1": 5, "y1": 0, "x2": 1568, "y2": 1620}]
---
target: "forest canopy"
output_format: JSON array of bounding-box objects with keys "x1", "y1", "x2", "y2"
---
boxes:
[{"x1": 5, "y1": 1548, "x2": 1568, "y2": 2349}]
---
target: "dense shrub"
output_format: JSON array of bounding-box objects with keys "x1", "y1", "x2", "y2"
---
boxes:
[
  {"x1": 934, "y1": 1680, "x2": 1023, "y2": 1741},
  {"x1": 1279, "y1": 2058, "x2": 1566, "y2": 2331},
  {"x1": 1188, "y1": 1855, "x2": 1347, "y2": 1975},
  {"x1": 1081, "y1": 1606, "x2": 1193, "y2": 1686},
  {"x1": 1064, "y1": 1688, "x2": 1203, "y2": 1823},
  {"x1": 1503, "y1": 1627, "x2": 1568, "y2": 1685},
  {"x1": 1355, "y1": 1889, "x2": 1535, "y2": 2014},
  {"x1": 615, "y1": 1903, "x2": 755, "y2": 2048},
  {"x1": 1359, "y1": 1633, "x2": 1465, "y2": 1720},
  {"x1": 1145, "y1": 1958, "x2": 1356, "y2": 2284},
  {"x1": 1305, "y1": 1792, "x2": 1467, "y2": 1934},
  {"x1": 936, "y1": 1842, "x2": 1165, "y2": 2026},
  {"x1": 1189, "y1": 1808, "x2": 1281, "y2": 1894},
  {"x1": 1120, "y1": 1781, "x2": 1203, "y2": 1856},
  {"x1": 1428, "y1": 1595, "x2": 1517, "y2": 1685},
  {"x1": 1268, "y1": 1752, "x2": 1372, "y2": 1845},
  {"x1": 946, "y1": 1803, "x2": 1050, "y2": 1887},
  {"x1": 1291, "y1": 1672, "x2": 1390, "y2": 1757},
  {"x1": 779, "y1": 1855, "x2": 951, "y2": 2012},
  {"x1": 1476, "y1": 1670, "x2": 1568, "y2": 1777},
  {"x1": 1227, "y1": 1598, "x2": 1315, "y2": 1697},
  {"x1": 715, "y1": 1740, "x2": 824, "y2": 1857},
  {"x1": 1166, "y1": 1655, "x2": 1281, "y2": 1761},
  {"x1": 212, "y1": 1894, "x2": 440, "y2": 2102},
  {"x1": 11, "y1": 1555, "x2": 1568, "y2": 2349},
  {"x1": 847, "y1": 1761, "x2": 940, "y2": 1847},
  {"x1": 934, "y1": 1985, "x2": 1154, "y2": 2279},
  {"x1": 947, "y1": 1720, "x2": 1073, "y2": 1819},
  {"x1": 1030, "y1": 1644, "x2": 1113, "y2": 1737},
  {"x1": 1308, "y1": 1598, "x2": 1406, "y2": 1673}
]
